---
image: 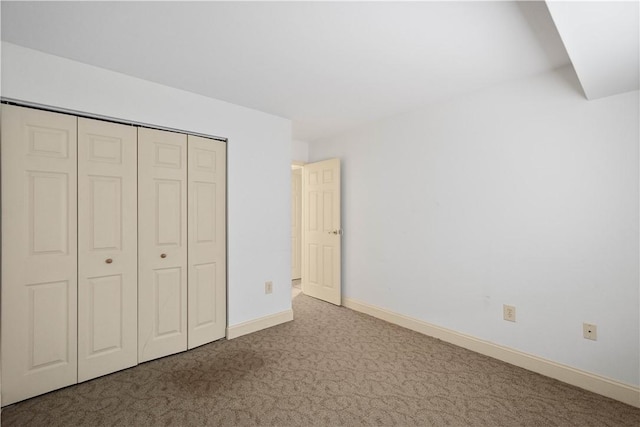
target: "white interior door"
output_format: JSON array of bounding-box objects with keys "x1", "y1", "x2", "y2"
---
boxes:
[
  {"x1": 77, "y1": 118, "x2": 138, "y2": 381},
  {"x1": 302, "y1": 158, "x2": 342, "y2": 305},
  {"x1": 1, "y1": 105, "x2": 78, "y2": 405},
  {"x1": 291, "y1": 168, "x2": 302, "y2": 279},
  {"x1": 187, "y1": 135, "x2": 227, "y2": 349},
  {"x1": 138, "y1": 128, "x2": 188, "y2": 362}
]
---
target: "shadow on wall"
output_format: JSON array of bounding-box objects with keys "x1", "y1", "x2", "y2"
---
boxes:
[{"x1": 516, "y1": 1, "x2": 585, "y2": 98}]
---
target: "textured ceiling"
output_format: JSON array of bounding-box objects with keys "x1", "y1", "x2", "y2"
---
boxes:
[{"x1": 1, "y1": 1, "x2": 571, "y2": 141}]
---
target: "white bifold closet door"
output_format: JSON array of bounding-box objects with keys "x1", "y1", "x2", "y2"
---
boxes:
[
  {"x1": 1, "y1": 105, "x2": 78, "y2": 405},
  {"x1": 187, "y1": 135, "x2": 226, "y2": 349},
  {"x1": 1, "y1": 105, "x2": 227, "y2": 404},
  {"x1": 77, "y1": 118, "x2": 138, "y2": 381},
  {"x1": 138, "y1": 128, "x2": 188, "y2": 362}
]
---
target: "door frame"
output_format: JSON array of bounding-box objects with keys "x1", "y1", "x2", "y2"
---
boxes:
[{"x1": 291, "y1": 162, "x2": 304, "y2": 280}]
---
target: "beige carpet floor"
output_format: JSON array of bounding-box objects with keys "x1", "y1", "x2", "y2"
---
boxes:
[{"x1": 2, "y1": 292, "x2": 639, "y2": 426}]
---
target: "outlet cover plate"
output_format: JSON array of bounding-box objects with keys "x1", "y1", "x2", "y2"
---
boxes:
[
  {"x1": 503, "y1": 305, "x2": 516, "y2": 322},
  {"x1": 583, "y1": 323, "x2": 597, "y2": 341}
]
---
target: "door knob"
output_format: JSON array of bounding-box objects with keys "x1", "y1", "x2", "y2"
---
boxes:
[
  {"x1": 105, "y1": 258, "x2": 113, "y2": 264},
  {"x1": 160, "y1": 253, "x2": 167, "y2": 258},
  {"x1": 328, "y1": 229, "x2": 343, "y2": 235}
]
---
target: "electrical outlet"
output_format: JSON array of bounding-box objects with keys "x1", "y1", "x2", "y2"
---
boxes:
[
  {"x1": 583, "y1": 323, "x2": 597, "y2": 341},
  {"x1": 503, "y1": 305, "x2": 516, "y2": 322},
  {"x1": 265, "y1": 281, "x2": 273, "y2": 294}
]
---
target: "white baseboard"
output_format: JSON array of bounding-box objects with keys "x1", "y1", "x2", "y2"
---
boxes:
[
  {"x1": 343, "y1": 297, "x2": 640, "y2": 408},
  {"x1": 226, "y1": 309, "x2": 294, "y2": 340}
]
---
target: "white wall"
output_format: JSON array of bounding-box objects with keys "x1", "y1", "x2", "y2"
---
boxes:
[
  {"x1": 309, "y1": 65, "x2": 639, "y2": 387},
  {"x1": 292, "y1": 139, "x2": 309, "y2": 163},
  {"x1": 1, "y1": 42, "x2": 293, "y2": 327}
]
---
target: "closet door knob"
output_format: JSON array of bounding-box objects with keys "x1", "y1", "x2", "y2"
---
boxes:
[
  {"x1": 105, "y1": 258, "x2": 113, "y2": 264},
  {"x1": 160, "y1": 253, "x2": 167, "y2": 258}
]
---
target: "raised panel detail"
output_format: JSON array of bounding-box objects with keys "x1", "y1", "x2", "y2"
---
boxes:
[
  {"x1": 195, "y1": 182, "x2": 215, "y2": 243},
  {"x1": 88, "y1": 135, "x2": 122, "y2": 164},
  {"x1": 308, "y1": 244, "x2": 319, "y2": 283},
  {"x1": 27, "y1": 125, "x2": 69, "y2": 158},
  {"x1": 323, "y1": 246, "x2": 334, "y2": 288},
  {"x1": 90, "y1": 176, "x2": 122, "y2": 250},
  {"x1": 155, "y1": 179, "x2": 182, "y2": 246},
  {"x1": 323, "y1": 192, "x2": 333, "y2": 232},
  {"x1": 323, "y1": 169, "x2": 333, "y2": 183},
  {"x1": 194, "y1": 149, "x2": 216, "y2": 172},
  {"x1": 29, "y1": 171, "x2": 68, "y2": 255},
  {"x1": 186, "y1": 135, "x2": 226, "y2": 350},
  {"x1": 88, "y1": 275, "x2": 122, "y2": 356},
  {"x1": 194, "y1": 263, "x2": 216, "y2": 328},
  {"x1": 3, "y1": 106, "x2": 78, "y2": 405},
  {"x1": 154, "y1": 143, "x2": 181, "y2": 169},
  {"x1": 309, "y1": 171, "x2": 319, "y2": 186},
  {"x1": 28, "y1": 281, "x2": 69, "y2": 371},
  {"x1": 309, "y1": 192, "x2": 319, "y2": 231},
  {"x1": 155, "y1": 268, "x2": 182, "y2": 337}
]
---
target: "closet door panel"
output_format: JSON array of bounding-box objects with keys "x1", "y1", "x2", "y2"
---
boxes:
[
  {"x1": 188, "y1": 135, "x2": 227, "y2": 349},
  {"x1": 138, "y1": 128, "x2": 188, "y2": 362},
  {"x1": 1, "y1": 105, "x2": 78, "y2": 405},
  {"x1": 78, "y1": 118, "x2": 138, "y2": 382}
]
